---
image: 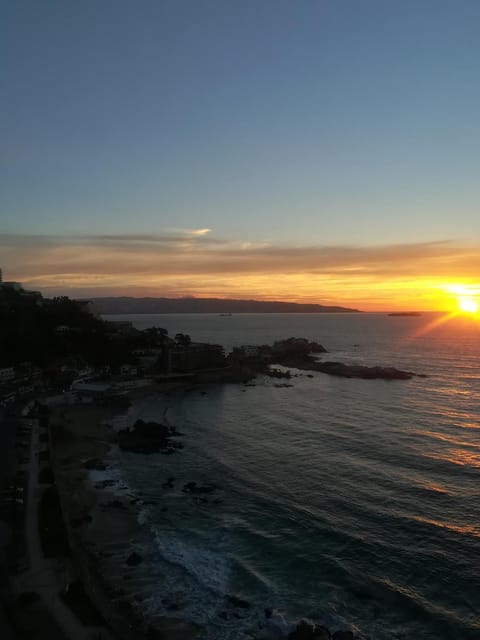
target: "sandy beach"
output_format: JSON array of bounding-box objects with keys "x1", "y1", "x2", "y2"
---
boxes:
[{"x1": 50, "y1": 382, "x2": 199, "y2": 640}]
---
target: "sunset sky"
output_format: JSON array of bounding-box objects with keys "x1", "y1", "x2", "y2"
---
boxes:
[{"x1": 2, "y1": 1, "x2": 480, "y2": 311}]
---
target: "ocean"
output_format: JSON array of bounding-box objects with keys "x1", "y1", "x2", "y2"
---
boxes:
[{"x1": 99, "y1": 313, "x2": 480, "y2": 639}]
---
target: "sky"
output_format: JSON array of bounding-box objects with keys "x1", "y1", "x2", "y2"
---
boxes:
[{"x1": 1, "y1": 0, "x2": 480, "y2": 310}]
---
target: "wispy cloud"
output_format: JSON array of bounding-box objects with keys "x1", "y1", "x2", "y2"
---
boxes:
[
  {"x1": 166, "y1": 227, "x2": 212, "y2": 237},
  {"x1": 188, "y1": 228, "x2": 212, "y2": 236}
]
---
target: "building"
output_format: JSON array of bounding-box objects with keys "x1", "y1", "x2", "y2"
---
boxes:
[
  {"x1": 1, "y1": 281, "x2": 23, "y2": 292},
  {"x1": 120, "y1": 364, "x2": 138, "y2": 377},
  {"x1": 167, "y1": 342, "x2": 226, "y2": 373},
  {"x1": 0, "y1": 367, "x2": 15, "y2": 383}
]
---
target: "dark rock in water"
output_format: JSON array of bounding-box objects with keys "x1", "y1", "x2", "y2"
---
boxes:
[
  {"x1": 162, "y1": 448, "x2": 175, "y2": 455},
  {"x1": 314, "y1": 626, "x2": 331, "y2": 640},
  {"x1": 126, "y1": 552, "x2": 143, "y2": 566},
  {"x1": 227, "y1": 595, "x2": 251, "y2": 609},
  {"x1": 267, "y1": 368, "x2": 292, "y2": 379},
  {"x1": 263, "y1": 338, "x2": 422, "y2": 380},
  {"x1": 315, "y1": 361, "x2": 414, "y2": 380},
  {"x1": 264, "y1": 607, "x2": 273, "y2": 619},
  {"x1": 118, "y1": 419, "x2": 182, "y2": 454},
  {"x1": 332, "y1": 631, "x2": 354, "y2": 640},
  {"x1": 102, "y1": 499, "x2": 127, "y2": 510},
  {"x1": 288, "y1": 620, "x2": 331, "y2": 639},
  {"x1": 83, "y1": 458, "x2": 107, "y2": 470},
  {"x1": 133, "y1": 419, "x2": 171, "y2": 437},
  {"x1": 182, "y1": 481, "x2": 216, "y2": 494},
  {"x1": 162, "y1": 476, "x2": 176, "y2": 489},
  {"x1": 146, "y1": 626, "x2": 165, "y2": 640},
  {"x1": 272, "y1": 337, "x2": 328, "y2": 355}
]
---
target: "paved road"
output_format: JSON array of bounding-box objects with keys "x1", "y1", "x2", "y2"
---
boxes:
[
  {"x1": 0, "y1": 405, "x2": 20, "y2": 639},
  {"x1": 0, "y1": 405, "x2": 18, "y2": 486}
]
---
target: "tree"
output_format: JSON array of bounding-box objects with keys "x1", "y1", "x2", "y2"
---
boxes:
[{"x1": 174, "y1": 333, "x2": 191, "y2": 346}]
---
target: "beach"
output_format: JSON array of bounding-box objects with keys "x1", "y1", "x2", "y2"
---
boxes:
[{"x1": 49, "y1": 382, "x2": 200, "y2": 640}]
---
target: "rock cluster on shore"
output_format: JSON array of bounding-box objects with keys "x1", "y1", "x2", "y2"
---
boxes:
[
  {"x1": 117, "y1": 419, "x2": 183, "y2": 454},
  {"x1": 232, "y1": 337, "x2": 424, "y2": 381},
  {"x1": 309, "y1": 361, "x2": 415, "y2": 380}
]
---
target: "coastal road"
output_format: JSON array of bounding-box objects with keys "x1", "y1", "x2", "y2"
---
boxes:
[
  {"x1": 15, "y1": 412, "x2": 110, "y2": 640},
  {"x1": 0, "y1": 405, "x2": 19, "y2": 640}
]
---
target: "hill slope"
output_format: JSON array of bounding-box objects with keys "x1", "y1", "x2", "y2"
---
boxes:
[{"x1": 90, "y1": 297, "x2": 360, "y2": 314}]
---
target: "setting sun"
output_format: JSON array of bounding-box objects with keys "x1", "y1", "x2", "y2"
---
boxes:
[
  {"x1": 441, "y1": 285, "x2": 480, "y2": 315},
  {"x1": 458, "y1": 297, "x2": 479, "y2": 313}
]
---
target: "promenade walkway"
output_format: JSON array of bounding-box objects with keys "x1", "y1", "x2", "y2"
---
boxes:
[{"x1": 14, "y1": 413, "x2": 114, "y2": 640}]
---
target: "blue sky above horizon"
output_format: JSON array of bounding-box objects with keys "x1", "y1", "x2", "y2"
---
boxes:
[{"x1": 2, "y1": 1, "x2": 480, "y2": 309}]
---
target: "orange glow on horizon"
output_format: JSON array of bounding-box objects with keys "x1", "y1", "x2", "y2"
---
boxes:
[
  {"x1": 3, "y1": 234, "x2": 479, "y2": 312},
  {"x1": 19, "y1": 274, "x2": 480, "y2": 313},
  {"x1": 18, "y1": 269, "x2": 478, "y2": 312}
]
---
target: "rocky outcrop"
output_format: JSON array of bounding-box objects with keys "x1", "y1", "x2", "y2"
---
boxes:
[
  {"x1": 125, "y1": 552, "x2": 143, "y2": 567},
  {"x1": 83, "y1": 458, "x2": 107, "y2": 470},
  {"x1": 288, "y1": 620, "x2": 331, "y2": 639},
  {"x1": 233, "y1": 336, "x2": 421, "y2": 380},
  {"x1": 271, "y1": 338, "x2": 328, "y2": 355},
  {"x1": 314, "y1": 361, "x2": 415, "y2": 380},
  {"x1": 226, "y1": 595, "x2": 251, "y2": 609},
  {"x1": 332, "y1": 631, "x2": 354, "y2": 640},
  {"x1": 182, "y1": 481, "x2": 217, "y2": 495},
  {"x1": 273, "y1": 354, "x2": 420, "y2": 380},
  {"x1": 117, "y1": 419, "x2": 182, "y2": 454}
]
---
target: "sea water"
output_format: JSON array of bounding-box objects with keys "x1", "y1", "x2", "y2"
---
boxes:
[{"x1": 101, "y1": 313, "x2": 480, "y2": 639}]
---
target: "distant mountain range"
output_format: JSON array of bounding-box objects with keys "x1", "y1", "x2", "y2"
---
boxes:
[{"x1": 90, "y1": 297, "x2": 360, "y2": 315}]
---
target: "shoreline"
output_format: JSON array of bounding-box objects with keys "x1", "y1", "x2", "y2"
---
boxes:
[
  {"x1": 49, "y1": 377, "x2": 360, "y2": 640},
  {"x1": 50, "y1": 380, "x2": 200, "y2": 640}
]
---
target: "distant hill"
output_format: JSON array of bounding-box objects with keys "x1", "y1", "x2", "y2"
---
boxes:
[{"x1": 90, "y1": 297, "x2": 360, "y2": 314}]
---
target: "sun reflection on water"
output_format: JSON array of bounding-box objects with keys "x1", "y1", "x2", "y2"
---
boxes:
[
  {"x1": 422, "y1": 448, "x2": 480, "y2": 469},
  {"x1": 411, "y1": 515, "x2": 480, "y2": 539}
]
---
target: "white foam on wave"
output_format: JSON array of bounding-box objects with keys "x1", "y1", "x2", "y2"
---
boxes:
[
  {"x1": 152, "y1": 527, "x2": 231, "y2": 595},
  {"x1": 137, "y1": 506, "x2": 150, "y2": 526},
  {"x1": 87, "y1": 463, "x2": 134, "y2": 498},
  {"x1": 126, "y1": 524, "x2": 294, "y2": 640}
]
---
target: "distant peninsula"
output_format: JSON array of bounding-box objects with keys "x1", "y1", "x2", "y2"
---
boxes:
[
  {"x1": 90, "y1": 296, "x2": 360, "y2": 315},
  {"x1": 388, "y1": 311, "x2": 422, "y2": 317}
]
